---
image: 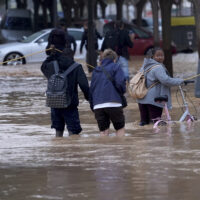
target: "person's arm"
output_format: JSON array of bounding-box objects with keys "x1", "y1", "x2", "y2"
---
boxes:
[
  {"x1": 89, "y1": 74, "x2": 95, "y2": 111},
  {"x1": 40, "y1": 57, "x2": 55, "y2": 79},
  {"x1": 72, "y1": 36, "x2": 77, "y2": 54},
  {"x1": 153, "y1": 66, "x2": 184, "y2": 86},
  {"x1": 125, "y1": 30, "x2": 133, "y2": 48},
  {"x1": 80, "y1": 32, "x2": 86, "y2": 53},
  {"x1": 96, "y1": 30, "x2": 102, "y2": 40},
  {"x1": 113, "y1": 64, "x2": 126, "y2": 94},
  {"x1": 77, "y1": 65, "x2": 90, "y2": 100},
  {"x1": 100, "y1": 38, "x2": 106, "y2": 51}
]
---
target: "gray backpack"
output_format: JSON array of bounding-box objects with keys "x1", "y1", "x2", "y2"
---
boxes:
[{"x1": 46, "y1": 60, "x2": 79, "y2": 108}]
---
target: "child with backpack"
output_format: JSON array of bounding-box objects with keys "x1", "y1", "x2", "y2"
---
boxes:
[
  {"x1": 135, "y1": 47, "x2": 184, "y2": 126},
  {"x1": 41, "y1": 48, "x2": 89, "y2": 137},
  {"x1": 89, "y1": 49, "x2": 126, "y2": 136}
]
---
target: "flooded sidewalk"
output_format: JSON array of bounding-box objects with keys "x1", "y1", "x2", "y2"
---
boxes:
[{"x1": 1, "y1": 57, "x2": 200, "y2": 200}]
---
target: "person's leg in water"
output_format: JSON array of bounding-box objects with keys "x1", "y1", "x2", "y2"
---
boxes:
[
  {"x1": 63, "y1": 107, "x2": 82, "y2": 136},
  {"x1": 117, "y1": 56, "x2": 130, "y2": 82},
  {"x1": 109, "y1": 107, "x2": 125, "y2": 136},
  {"x1": 138, "y1": 103, "x2": 150, "y2": 126},
  {"x1": 94, "y1": 108, "x2": 110, "y2": 136},
  {"x1": 148, "y1": 104, "x2": 163, "y2": 123},
  {"x1": 51, "y1": 108, "x2": 65, "y2": 137},
  {"x1": 100, "y1": 129, "x2": 109, "y2": 136}
]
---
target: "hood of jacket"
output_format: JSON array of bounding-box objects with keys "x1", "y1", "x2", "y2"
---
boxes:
[
  {"x1": 140, "y1": 58, "x2": 164, "y2": 72},
  {"x1": 57, "y1": 54, "x2": 75, "y2": 72},
  {"x1": 94, "y1": 58, "x2": 114, "y2": 72}
]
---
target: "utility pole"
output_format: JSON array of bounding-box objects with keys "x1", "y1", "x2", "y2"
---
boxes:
[{"x1": 87, "y1": 0, "x2": 96, "y2": 72}]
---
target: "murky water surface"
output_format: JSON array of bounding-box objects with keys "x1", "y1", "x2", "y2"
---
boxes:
[{"x1": 1, "y1": 63, "x2": 200, "y2": 200}]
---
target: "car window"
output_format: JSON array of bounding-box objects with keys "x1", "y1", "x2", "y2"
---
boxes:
[
  {"x1": 68, "y1": 30, "x2": 82, "y2": 40},
  {"x1": 21, "y1": 30, "x2": 49, "y2": 43},
  {"x1": 35, "y1": 33, "x2": 49, "y2": 43},
  {"x1": 131, "y1": 27, "x2": 150, "y2": 38},
  {"x1": 142, "y1": 19, "x2": 148, "y2": 27}
]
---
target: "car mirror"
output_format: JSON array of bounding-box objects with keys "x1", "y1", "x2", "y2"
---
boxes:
[
  {"x1": 37, "y1": 39, "x2": 44, "y2": 44},
  {"x1": 22, "y1": 36, "x2": 27, "y2": 40}
]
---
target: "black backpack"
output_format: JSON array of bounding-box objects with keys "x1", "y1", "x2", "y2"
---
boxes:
[
  {"x1": 104, "y1": 30, "x2": 120, "y2": 51},
  {"x1": 46, "y1": 60, "x2": 79, "y2": 108}
]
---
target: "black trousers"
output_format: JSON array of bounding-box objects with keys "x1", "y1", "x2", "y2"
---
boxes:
[{"x1": 138, "y1": 103, "x2": 163, "y2": 124}]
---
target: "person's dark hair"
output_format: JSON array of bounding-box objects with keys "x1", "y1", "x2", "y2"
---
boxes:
[
  {"x1": 146, "y1": 47, "x2": 163, "y2": 58},
  {"x1": 57, "y1": 19, "x2": 66, "y2": 28},
  {"x1": 117, "y1": 20, "x2": 124, "y2": 29}
]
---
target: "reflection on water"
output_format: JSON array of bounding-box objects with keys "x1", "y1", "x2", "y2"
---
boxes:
[{"x1": 1, "y1": 76, "x2": 200, "y2": 200}]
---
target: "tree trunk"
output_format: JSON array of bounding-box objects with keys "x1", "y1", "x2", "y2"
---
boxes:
[
  {"x1": 74, "y1": 1, "x2": 80, "y2": 21},
  {"x1": 33, "y1": 0, "x2": 40, "y2": 31},
  {"x1": 88, "y1": 0, "x2": 96, "y2": 70},
  {"x1": 98, "y1": 0, "x2": 107, "y2": 18},
  {"x1": 94, "y1": 1, "x2": 98, "y2": 19},
  {"x1": 78, "y1": 0, "x2": 85, "y2": 18},
  {"x1": 159, "y1": 0, "x2": 173, "y2": 76},
  {"x1": 192, "y1": 0, "x2": 200, "y2": 58},
  {"x1": 16, "y1": 0, "x2": 27, "y2": 9},
  {"x1": 135, "y1": 0, "x2": 147, "y2": 27},
  {"x1": 115, "y1": 0, "x2": 124, "y2": 20},
  {"x1": 41, "y1": 2, "x2": 48, "y2": 28},
  {"x1": 150, "y1": 0, "x2": 160, "y2": 47},
  {"x1": 60, "y1": 0, "x2": 73, "y2": 26},
  {"x1": 192, "y1": 0, "x2": 200, "y2": 97}
]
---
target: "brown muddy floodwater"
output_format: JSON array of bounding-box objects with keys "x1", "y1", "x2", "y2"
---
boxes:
[{"x1": 1, "y1": 57, "x2": 200, "y2": 200}]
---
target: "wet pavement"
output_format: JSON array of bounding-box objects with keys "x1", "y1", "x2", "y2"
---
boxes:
[{"x1": 1, "y1": 61, "x2": 200, "y2": 200}]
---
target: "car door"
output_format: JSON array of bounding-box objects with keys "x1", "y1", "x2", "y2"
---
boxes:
[
  {"x1": 30, "y1": 32, "x2": 49, "y2": 62},
  {"x1": 128, "y1": 27, "x2": 154, "y2": 55}
]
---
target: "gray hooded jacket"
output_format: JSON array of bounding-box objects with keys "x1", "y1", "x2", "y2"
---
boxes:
[{"x1": 137, "y1": 58, "x2": 183, "y2": 109}]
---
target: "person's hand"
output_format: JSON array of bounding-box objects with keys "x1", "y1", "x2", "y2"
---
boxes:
[
  {"x1": 50, "y1": 44, "x2": 55, "y2": 49},
  {"x1": 183, "y1": 80, "x2": 194, "y2": 85}
]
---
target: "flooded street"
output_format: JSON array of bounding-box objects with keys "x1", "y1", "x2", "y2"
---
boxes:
[{"x1": 1, "y1": 57, "x2": 200, "y2": 200}]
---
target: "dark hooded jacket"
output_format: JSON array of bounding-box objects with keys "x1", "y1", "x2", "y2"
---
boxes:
[
  {"x1": 41, "y1": 54, "x2": 89, "y2": 108},
  {"x1": 89, "y1": 58, "x2": 126, "y2": 109}
]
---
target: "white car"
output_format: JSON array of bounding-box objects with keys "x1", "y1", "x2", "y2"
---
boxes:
[{"x1": 0, "y1": 28, "x2": 103, "y2": 65}]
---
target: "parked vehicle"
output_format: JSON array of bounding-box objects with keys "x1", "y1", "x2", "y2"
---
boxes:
[
  {"x1": 171, "y1": 16, "x2": 195, "y2": 52},
  {"x1": 103, "y1": 21, "x2": 176, "y2": 56},
  {"x1": 0, "y1": 9, "x2": 33, "y2": 43},
  {"x1": 0, "y1": 28, "x2": 103, "y2": 65},
  {"x1": 132, "y1": 17, "x2": 162, "y2": 33}
]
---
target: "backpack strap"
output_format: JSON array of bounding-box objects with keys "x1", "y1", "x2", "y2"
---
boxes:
[
  {"x1": 62, "y1": 62, "x2": 79, "y2": 77},
  {"x1": 53, "y1": 60, "x2": 59, "y2": 74},
  {"x1": 144, "y1": 64, "x2": 160, "y2": 89},
  {"x1": 144, "y1": 64, "x2": 160, "y2": 74}
]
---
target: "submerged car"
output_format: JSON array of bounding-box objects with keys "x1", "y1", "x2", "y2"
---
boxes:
[{"x1": 0, "y1": 28, "x2": 102, "y2": 65}]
